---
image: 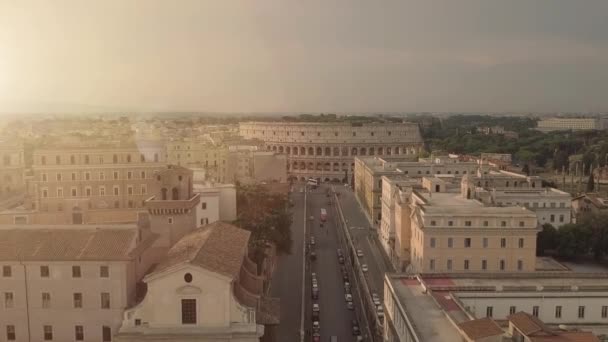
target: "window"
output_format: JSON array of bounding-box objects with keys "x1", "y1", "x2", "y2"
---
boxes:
[
  {"x1": 42, "y1": 292, "x2": 51, "y2": 308},
  {"x1": 101, "y1": 292, "x2": 110, "y2": 309},
  {"x1": 56, "y1": 188, "x2": 63, "y2": 197},
  {"x1": 430, "y1": 220, "x2": 436, "y2": 226},
  {"x1": 517, "y1": 260, "x2": 523, "y2": 270},
  {"x1": 430, "y1": 238, "x2": 436, "y2": 248},
  {"x1": 482, "y1": 238, "x2": 488, "y2": 248},
  {"x1": 501, "y1": 221, "x2": 507, "y2": 227},
  {"x1": 6, "y1": 325, "x2": 15, "y2": 341},
  {"x1": 85, "y1": 172, "x2": 90, "y2": 181},
  {"x1": 113, "y1": 154, "x2": 118, "y2": 164},
  {"x1": 84, "y1": 155, "x2": 90, "y2": 164},
  {"x1": 559, "y1": 214, "x2": 564, "y2": 223},
  {"x1": 464, "y1": 238, "x2": 471, "y2": 248},
  {"x1": 127, "y1": 154, "x2": 132, "y2": 163},
  {"x1": 70, "y1": 265, "x2": 82, "y2": 278},
  {"x1": 533, "y1": 306, "x2": 539, "y2": 317},
  {"x1": 578, "y1": 306, "x2": 585, "y2": 318},
  {"x1": 40, "y1": 265, "x2": 50, "y2": 277},
  {"x1": 100, "y1": 186, "x2": 106, "y2": 196},
  {"x1": 2, "y1": 265, "x2": 11, "y2": 277},
  {"x1": 100, "y1": 266, "x2": 109, "y2": 278},
  {"x1": 518, "y1": 238, "x2": 524, "y2": 248},
  {"x1": 519, "y1": 221, "x2": 525, "y2": 227},
  {"x1": 71, "y1": 172, "x2": 76, "y2": 181},
  {"x1": 113, "y1": 171, "x2": 119, "y2": 180},
  {"x1": 75, "y1": 325, "x2": 84, "y2": 341},
  {"x1": 102, "y1": 326, "x2": 111, "y2": 342},
  {"x1": 73, "y1": 293, "x2": 82, "y2": 308},
  {"x1": 140, "y1": 171, "x2": 146, "y2": 179},
  {"x1": 499, "y1": 259, "x2": 505, "y2": 270},
  {"x1": 4, "y1": 292, "x2": 14, "y2": 308},
  {"x1": 168, "y1": 217, "x2": 173, "y2": 224},
  {"x1": 127, "y1": 186, "x2": 133, "y2": 195},
  {"x1": 550, "y1": 214, "x2": 555, "y2": 222},
  {"x1": 71, "y1": 188, "x2": 77, "y2": 197},
  {"x1": 510, "y1": 306, "x2": 517, "y2": 315},
  {"x1": 464, "y1": 220, "x2": 472, "y2": 226},
  {"x1": 42, "y1": 173, "x2": 47, "y2": 182},
  {"x1": 56, "y1": 173, "x2": 62, "y2": 181},
  {"x1": 140, "y1": 185, "x2": 147, "y2": 195},
  {"x1": 481, "y1": 259, "x2": 487, "y2": 270},
  {"x1": 500, "y1": 238, "x2": 506, "y2": 248},
  {"x1": 127, "y1": 171, "x2": 132, "y2": 179},
  {"x1": 86, "y1": 187, "x2": 92, "y2": 196},
  {"x1": 447, "y1": 238, "x2": 453, "y2": 248},
  {"x1": 555, "y1": 306, "x2": 562, "y2": 318},
  {"x1": 182, "y1": 299, "x2": 197, "y2": 324},
  {"x1": 113, "y1": 187, "x2": 119, "y2": 196},
  {"x1": 448, "y1": 221, "x2": 453, "y2": 226},
  {"x1": 43, "y1": 325, "x2": 53, "y2": 341},
  {"x1": 464, "y1": 259, "x2": 469, "y2": 270},
  {"x1": 602, "y1": 306, "x2": 608, "y2": 318},
  {"x1": 447, "y1": 259, "x2": 452, "y2": 270},
  {"x1": 42, "y1": 189, "x2": 48, "y2": 198},
  {"x1": 486, "y1": 306, "x2": 493, "y2": 318},
  {"x1": 201, "y1": 202, "x2": 207, "y2": 210},
  {"x1": 41, "y1": 156, "x2": 46, "y2": 165}
]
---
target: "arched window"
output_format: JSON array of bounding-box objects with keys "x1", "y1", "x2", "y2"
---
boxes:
[
  {"x1": 333, "y1": 147, "x2": 340, "y2": 156},
  {"x1": 172, "y1": 188, "x2": 179, "y2": 200},
  {"x1": 308, "y1": 147, "x2": 314, "y2": 155},
  {"x1": 378, "y1": 147, "x2": 383, "y2": 155},
  {"x1": 352, "y1": 148, "x2": 358, "y2": 156},
  {"x1": 360, "y1": 147, "x2": 367, "y2": 156},
  {"x1": 161, "y1": 188, "x2": 168, "y2": 200},
  {"x1": 325, "y1": 147, "x2": 331, "y2": 156},
  {"x1": 316, "y1": 147, "x2": 322, "y2": 156}
]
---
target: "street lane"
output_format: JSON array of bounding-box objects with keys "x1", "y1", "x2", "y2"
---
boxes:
[
  {"x1": 270, "y1": 190, "x2": 305, "y2": 342},
  {"x1": 306, "y1": 188, "x2": 355, "y2": 341}
]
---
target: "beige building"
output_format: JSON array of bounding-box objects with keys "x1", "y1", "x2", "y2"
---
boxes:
[
  {"x1": 19, "y1": 139, "x2": 166, "y2": 225},
  {"x1": 355, "y1": 155, "x2": 482, "y2": 224},
  {"x1": 116, "y1": 222, "x2": 279, "y2": 342},
  {"x1": 193, "y1": 182, "x2": 237, "y2": 225},
  {"x1": 572, "y1": 193, "x2": 608, "y2": 220},
  {"x1": 239, "y1": 121, "x2": 424, "y2": 183},
  {"x1": 537, "y1": 117, "x2": 608, "y2": 132},
  {"x1": 165, "y1": 139, "x2": 228, "y2": 183},
  {"x1": 0, "y1": 140, "x2": 25, "y2": 197},
  {"x1": 0, "y1": 224, "x2": 158, "y2": 342}
]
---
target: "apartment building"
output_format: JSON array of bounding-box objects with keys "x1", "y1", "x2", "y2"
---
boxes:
[
  {"x1": 537, "y1": 117, "x2": 608, "y2": 132},
  {"x1": 0, "y1": 224, "x2": 158, "y2": 342},
  {"x1": 572, "y1": 193, "x2": 608, "y2": 220},
  {"x1": 0, "y1": 140, "x2": 25, "y2": 197},
  {"x1": 193, "y1": 182, "x2": 237, "y2": 224},
  {"x1": 165, "y1": 139, "x2": 228, "y2": 182},
  {"x1": 355, "y1": 155, "x2": 482, "y2": 225},
  {"x1": 24, "y1": 139, "x2": 166, "y2": 224},
  {"x1": 384, "y1": 274, "x2": 604, "y2": 342},
  {"x1": 116, "y1": 222, "x2": 279, "y2": 341}
]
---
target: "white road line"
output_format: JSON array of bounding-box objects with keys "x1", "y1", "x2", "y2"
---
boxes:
[{"x1": 300, "y1": 187, "x2": 307, "y2": 342}]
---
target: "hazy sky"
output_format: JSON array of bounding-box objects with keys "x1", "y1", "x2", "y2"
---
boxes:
[{"x1": 1, "y1": 0, "x2": 608, "y2": 114}]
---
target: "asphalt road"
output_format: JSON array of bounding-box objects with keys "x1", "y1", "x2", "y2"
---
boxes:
[
  {"x1": 270, "y1": 189, "x2": 305, "y2": 342},
  {"x1": 305, "y1": 186, "x2": 360, "y2": 341}
]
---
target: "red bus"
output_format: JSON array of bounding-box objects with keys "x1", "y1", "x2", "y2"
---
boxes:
[{"x1": 320, "y1": 208, "x2": 327, "y2": 222}]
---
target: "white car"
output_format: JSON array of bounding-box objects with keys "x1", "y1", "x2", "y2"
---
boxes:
[
  {"x1": 345, "y1": 293, "x2": 353, "y2": 302},
  {"x1": 313, "y1": 321, "x2": 320, "y2": 332},
  {"x1": 311, "y1": 272, "x2": 317, "y2": 279},
  {"x1": 313, "y1": 303, "x2": 320, "y2": 312},
  {"x1": 356, "y1": 249, "x2": 364, "y2": 257},
  {"x1": 361, "y1": 264, "x2": 368, "y2": 272}
]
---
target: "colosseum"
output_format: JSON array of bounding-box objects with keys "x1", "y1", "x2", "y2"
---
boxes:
[{"x1": 239, "y1": 121, "x2": 424, "y2": 182}]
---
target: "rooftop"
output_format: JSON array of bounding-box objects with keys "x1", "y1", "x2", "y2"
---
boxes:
[
  {"x1": 152, "y1": 222, "x2": 250, "y2": 280},
  {"x1": 458, "y1": 317, "x2": 503, "y2": 340},
  {"x1": 0, "y1": 225, "x2": 154, "y2": 261},
  {"x1": 388, "y1": 275, "x2": 461, "y2": 342}
]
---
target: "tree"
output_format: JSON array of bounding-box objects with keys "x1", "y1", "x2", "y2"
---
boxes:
[
  {"x1": 537, "y1": 224, "x2": 558, "y2": 256},
  {"x1": 556, "y1": 223, "x2": 592, "y2": 258},
  {"x1": 587, "y1": 172, "x2": 595, "y2": 192}
]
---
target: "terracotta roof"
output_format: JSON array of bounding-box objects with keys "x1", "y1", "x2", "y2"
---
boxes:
[
  {"x1": 0, "y1": 228, "x2": 143, "y2": 261},
  {"x1": 508, "y1": 312, "x2": 547, "y2": 335},
  {"x1": 153, "y1": 222, "x2": 251, "y2": 279},
  {"x1": 458, "y1": 318, "x2": 503, "y2": 340}
]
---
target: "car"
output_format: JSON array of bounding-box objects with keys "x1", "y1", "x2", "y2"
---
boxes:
[
  {"x1": 312, "y1": 303, "x2": 320, "y2": 312},
  {"x1": 312, "y1": 333, "x2": 321, "y2": 342},
  {"x1": 344, "y1": 281, "x2": 351, "y2": 289},
  {"x1": 377, "y1": 305, "x2": 384, "y2": 313},
  {"x1": 344, "y1": 183, "x2": 349, "y2": 187},
  {"x1": 310, "y1": 251, "x2": 317, "y2": 261},
  {"x1": 361, "y1": 264, "x2": 368, "y2": 272},
  {"x1": 312, "y1": 310, "x2": 319, "y2": 321},
  {"x1": 338, "y1": 257, "x2": 344, "y2": 265},
  {"x1": 345, "y1": 287, "x2": 351, "y2": 295},
  {"x1": 346, "y1": 301, "x2": 354, "y2": 310},
  {"x1": 345, "y1": 294, "x2": 352, "y2": 302},
  {"x1": 342, "y1": 273, "x2": 349, "y2": 282},
  {"x1": 311, "y1": 272, "x2": 317, "y2": 279},
  {"x1": 312, "y1": 279, "x2": 317, "y2": 286},
  {"x1": 312, "y1": 321, "x2": 320, "y2": 333},
  {"x1": 372, "y1": 293, "x2": 381, "y2": 305},
  {"x1": 310, "y1": 237, "x2": 315, "y2": 245},
  {"x1": 356, "y1": 249, "x2": 364, "y2": 257},
  {"x1": 312, "y1": 290, "x2": 318, "y2": 300},
  {"x1": 337, "y1": 249, "x2": 343, "y2": 256}
]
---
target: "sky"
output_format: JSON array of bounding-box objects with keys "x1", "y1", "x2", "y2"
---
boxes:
[{"x1": 1, "y1": 0, "x2": 608, "y2": 114}]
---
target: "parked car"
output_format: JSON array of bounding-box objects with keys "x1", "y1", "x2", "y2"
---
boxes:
[
  {"x1": 372, "y1": 293, "x2": 381, "y2": 306},
  {"x1": 344, "y1": 281, "x2": 351, "y2": 290},
  {"x1": 351, "y1": 320, "x2": 361, "y2": 336},
  {"x1": 312, "y1": 333, "x2": 321, "y2": 342},
  {"x1": 342, "y1": 273, "x2": 349, "y2": 282},
  {"x1": 337, "y1": 249, "x2": 343, "y2": 257},
  {"x1": 346, "y1": 301, "x2": 354, "y2": 310},
  {"x1": 310, "y1": 251, "x2": 317, "y2": 261},
  {"x1": 313, "y1": 321, "x2": 320, "y2": 333},
  {"x1": 311, "y1": 272, "x2": 317, "y2": 279},
  {"x1": 345, "y1": 294, "x2": 352, "y2": 302},
  {"x1": 361, "y1": 264, "x2": 368, "y2": 272},
  {"x1": 312, "y1": 289, "x2": 318, "y2": 300},
  {"x1": 310, "y1": 237, "x2": 315, "y2": 245},
  {"x1": 313, "y1": 303, "x2": 320, "y2": 312},
  {"x1": 356, "y1": 249, "x2": 364, "y2": 257},
  {"x1": 338, "y1": 256, "x2": 344, "y2": 264}
]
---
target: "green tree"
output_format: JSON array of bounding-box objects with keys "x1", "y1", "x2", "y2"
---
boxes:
[
  {"x1": 556, "y1": 223, "x2": 592, "y2": 258},
  {"x1": 587, "y1": 172, "x2": 595, "y2": 192},
  {"x1": 522, "y1": 164, "x2": 530, "y2": 176},
  {"x1": 536, "y1": 224, "x2": 558, "y2": 256}
]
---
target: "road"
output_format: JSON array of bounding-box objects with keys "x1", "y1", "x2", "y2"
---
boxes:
[
  {"x1": 305, "y1": 186, "x2": 359, "y2": 341},
  {"x1": 270, "y1": 188, "x2": 305, "y2": 341}
]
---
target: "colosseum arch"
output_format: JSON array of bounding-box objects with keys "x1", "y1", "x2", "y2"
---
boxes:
[
  {"x1": 342, "y1": 163, "x2": 347, "y2": 171},
  {"x1": 308, "y1": 147, "x2": 314, "y2": 155},
  {"x1": 325, "y1": 147, "x2": 331, "y2": 156},
  {"x1": 360, "y1": 147, "x2": 367, "y2": 155},
  {"x1": 316, "y1": 147, "x2": 322, "y2": 156},
  {"x1": 333, "y1": 162, "x2": 339, "y2": 171},
  {"x1": 342, "y1": 147, "x2": 349, "y2": 156},
  {"x1": 352, "y1": 147, "x2": 358, "y2": 156},
  {"x1": 316, "y1": 162, "x2": 322, "y2": 171},
  {"x1": 387, "y1": 147, "x2": 392, "y2": 155},
  {"x1": 324, "y1": 162, "x2": 330, "y2": 171},
  {"x1": 378, "y1": 147, "x2": 383, "y2": 155},
  {"x1": 272, "y1": 146, "x2": 277, "y2": 151},
  {"x1": 293, "y1": 147, "x2": 298, "y2": 155},
  {"x1": 292, "y1": 161, "x2": 298, "y2": 170},
  {"x1": 395, "y1": 147, "x2": 400, "y2": 155},
  {"x1": 308, "y1": 162, "x2": 314, "y2": 170},
  {"x1": 300, "y1": 147, "x2": 305, "y2": 155},
  {"x1": 286, "y1": 146, "x2": 291, "y2": 154},
  {"x1": 278, "y1": 146, "x2": 284, "y2": 153},
  {"x1": 300, "y1": 161, "x2": 305, "y2": 169},
  {"x1": 333, "y1": 147, "x2": 340, "y2": 156},
  {"x1": 286, "y1": 163, "x2": 290, "y2": 170},
  {"x1": 369, "y1": 147, "x2": 375, "y2": 155}
]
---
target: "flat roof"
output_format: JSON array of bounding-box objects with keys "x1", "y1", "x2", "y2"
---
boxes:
[
  {"x1": 389, "y1": 276, "x2": 461, "y2": 342},
  {"x1": 417, "y1": 192, "x2": 537, "y2": 217},
  {"x1": 420, "y1": 274, "x2": 608, "y2": 292}
]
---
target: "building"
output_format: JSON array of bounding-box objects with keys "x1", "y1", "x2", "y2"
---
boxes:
[
  {"x1": 462, "y1": 170, "x2": 572, "y2": 228},
  {"x1": 384, "y1": 273, "x2": 603, "y2": 342},
  {"x1": 480, "y1": 153, "x2": 512, "y2": 163},
  {"x1": 537, "y1": 117, "x2": 608, "y2": 132},
  {"x1": 239, "y1": 121, "x2": 424, "y2": 183},
  {"x1": 355, "y1": 155, "x2": 481, "y2": 225},
  {"x1": 408, "y1": 185, "x2": 539, "y2": 273},
  {"x1": 572, "y1": 193, "x2": 608, "y2": 220},
  {"x1": 21, "y1": 139, "x2": 166, "y2": 224},
  {"x1": 165, "y1": 139, "x2": 229, "y2": 183},
  {"x1": 0, "y1": 139, "x2": 25, "y2": 197},
  {"x1": 0, "y1": 224, "x2": 158, "y2": 342},
  {"x1": 193, "y1": 182, "x2": 237, "y2": 225},
  {"x1": 116, "y1": 222, "x2": 279, "y2": 342}
]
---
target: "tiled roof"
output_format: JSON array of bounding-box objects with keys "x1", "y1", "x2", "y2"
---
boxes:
[
  {"x1": 154, "y1": 222, "x2": 251, "y2": 279},
  {"x1": 458, "y1": 318, "x2": 503, "y2": 340},
  {"x1": 0, "y1": 228, "x2": 143, "y2": 261},
  {"x1": 508, "y1": 312, "x2": 548, "y2": 336}
]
